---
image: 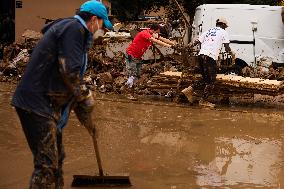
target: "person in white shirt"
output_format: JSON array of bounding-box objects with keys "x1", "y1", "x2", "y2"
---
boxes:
[{"x1": 182, "y1": 18, "x2": 234, "y2": 108}]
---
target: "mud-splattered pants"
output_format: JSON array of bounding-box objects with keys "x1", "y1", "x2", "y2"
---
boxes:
[
  {"x1": 191, "y1": 55, "x2": 217, "y2": 100},
  {"x1": 125, "y1": 53, "x2": 142, "y2": 88},
  {"x1": 16, "y1": 108, "x2": 65, "y2": 189}
]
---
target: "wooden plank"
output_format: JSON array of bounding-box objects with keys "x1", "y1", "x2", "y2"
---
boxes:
[
  {"x1": 160, "y1": 71, "x2": 182, "y2": 77},
  {"x1": 259, "y1": 79, "x2": 282, "y2": 86},
  {"x1": 152, "y1": 72, "x2": 284, "y2": 94}
]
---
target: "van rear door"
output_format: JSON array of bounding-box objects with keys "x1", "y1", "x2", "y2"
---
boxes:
[
  {"x1": 212, "y1": 7, "x2": 256, "y2": 65},
  {"x1": 256, "y1": 7, "x2": 284, "y2": 64}
]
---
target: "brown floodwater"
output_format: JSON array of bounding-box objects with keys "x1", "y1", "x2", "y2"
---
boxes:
[{"x1": 0, "y1": 82, "x2": 284, "y2": 189}]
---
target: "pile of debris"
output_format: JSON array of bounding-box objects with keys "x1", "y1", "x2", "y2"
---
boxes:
[
  {"x1": 2, "y1": 29, "x2": 284, "y2": 100},
  {"x1": 0, "y1": 29, "x2": 42, "y2": 82},
  {"x1": 241, "y1": 56, "x2": 284, "y2": 80},
  {"x1": 85, "y1": 46, "x2": 184, "y2": 95},
  {"x1": 0, "y1": 29, "x2": 184, "y2": 96}
]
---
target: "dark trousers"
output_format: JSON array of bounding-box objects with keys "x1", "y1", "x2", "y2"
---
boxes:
[
  {"x1": 16, "y1": 108, "x2": 65, "y2": 189},
  {"x1": 192, "y1": 55, "x2": 217, "y2": 100}
]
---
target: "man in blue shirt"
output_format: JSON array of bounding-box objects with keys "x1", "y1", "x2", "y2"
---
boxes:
[{"x1": 11, "y1": 1, "x2": 112, "y2": 188}]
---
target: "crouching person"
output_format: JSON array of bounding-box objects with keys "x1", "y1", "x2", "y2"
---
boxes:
[
  {"x1": 125, "y1": 23, "x2": 176, "y2": 100},
  {"x1": 11, "y1": 1, "x2": 112, "y2": 188},
  {"x1": 182, "y1": 18, "x2": 234, "y2": 108}
]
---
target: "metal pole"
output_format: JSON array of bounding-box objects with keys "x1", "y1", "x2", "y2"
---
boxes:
[
  {"x1": 251, "y1": 21, "x2": 257, "y2": 67},
  {"x1": 252, "y1": 29, "x2": 256, "y2": 66}
]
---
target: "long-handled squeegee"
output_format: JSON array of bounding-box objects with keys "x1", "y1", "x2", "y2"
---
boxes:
[{"x1": 71, "y1": 113, "x2": 131, "y2": 187}]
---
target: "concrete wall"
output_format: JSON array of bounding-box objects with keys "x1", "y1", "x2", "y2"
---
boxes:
[{"x1": 15, "y1": 0, "x2": 110, "y2": 40}]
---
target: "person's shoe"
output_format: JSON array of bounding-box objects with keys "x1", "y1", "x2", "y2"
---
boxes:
[
  {"x1": 182, "y1": 86, "x2": 194, "y2": 104},
  {"x1": 127, "y1": 94, "x2": 138, "y2": 101},
  {"x1": 199, "y1": 99, "x2": 215, "y2": 108}
]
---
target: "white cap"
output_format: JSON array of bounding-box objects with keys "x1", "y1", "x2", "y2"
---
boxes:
[{"x1": 216, "y1": 17, "x2": 228, "y2": 27}]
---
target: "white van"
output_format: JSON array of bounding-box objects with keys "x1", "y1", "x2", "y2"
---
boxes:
[{"x1": 191, "y1": 4, "x2": 284, "y2": 66}]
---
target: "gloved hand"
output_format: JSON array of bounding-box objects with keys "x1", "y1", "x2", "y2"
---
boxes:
[
  {"x1": 74, "y1": 90, "x2": 95, "y2": 134},
  {"x1": 76, "y1": 84, "x2": 89, "y2": 101},
  {"x1": 77, "y1": 89, "x2": 95, "y2": 113}
]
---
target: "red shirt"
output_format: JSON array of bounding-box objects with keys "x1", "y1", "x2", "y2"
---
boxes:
[{"x1": 126, "y1": 29, "x2": 153, "y2": 59}]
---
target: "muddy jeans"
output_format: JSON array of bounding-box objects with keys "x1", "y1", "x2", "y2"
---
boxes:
[
  {"x1": 125, "y1": 53, "x2": 142, "y2": 88},
  {"x1": 16, "y1": 108, "x2": 65, "y2": 189},
  {"x1": 192, "y1": 55, "x2": 217, "y2": 100}
]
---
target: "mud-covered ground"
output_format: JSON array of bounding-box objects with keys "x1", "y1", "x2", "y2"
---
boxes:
[{"x1": 1, "y1": 82, "x2": 284, "y2": 189}]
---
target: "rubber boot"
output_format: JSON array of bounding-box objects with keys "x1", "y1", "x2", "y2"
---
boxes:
[{"x1": 182, "y1": 86, "x2": 194, "y2": 104}]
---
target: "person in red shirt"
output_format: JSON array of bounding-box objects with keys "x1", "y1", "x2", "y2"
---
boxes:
[{"x1": 125, "y1": 23, "x2": 176, "y2": 100}]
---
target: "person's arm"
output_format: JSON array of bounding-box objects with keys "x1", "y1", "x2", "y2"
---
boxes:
[
  {"x1": 224, "y1": 43, "x2": 232, "y2": 53},
  {"x1": 157, "y1": 36, "x2": 176, "y2": 46},
  {"x1": 149, "y1": 37, "x2": 172, "y2": 48},
  {"x1": 57, "y1": 23, "x2": 87, "y2": 101}
]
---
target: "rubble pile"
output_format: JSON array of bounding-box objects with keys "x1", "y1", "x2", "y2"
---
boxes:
[
  {"x1": 79, "y1": 30, "x2": 186, "y2": 95},
  {"x1": 0, "y1": 29, "x2": 183, "y2": 96},
  {"x1": 86, "y1": 43, "x2": 184, "y2": 95},
  {"x1": 241, "y1": 57, "x2": 284, "y2": 80},
  {"x1": 0, "y1": 30, "x2": 42, "y2": 82},
  {"x1": 1, "y1": 29, "x2": 284, "y2": 100}
]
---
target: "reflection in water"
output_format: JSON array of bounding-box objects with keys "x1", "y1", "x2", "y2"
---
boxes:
[
  {"x1": 141, "y1": 132, "x2": 186, "y2": 147},
  {"x1": 195, "y1": 137, "x2": 282, "y2": 188},
  {"x1": 1, "y1": 83, "x2": 284, "y2": 189}
]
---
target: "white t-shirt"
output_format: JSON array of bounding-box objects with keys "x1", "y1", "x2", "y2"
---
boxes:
[{"x1": 198, "y1": 27, "x2": 230, "y2": 60}]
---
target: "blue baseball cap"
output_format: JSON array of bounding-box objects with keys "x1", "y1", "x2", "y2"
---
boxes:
[{"x1": 80, "y1": 0, "x2": 113, "y2": 30}]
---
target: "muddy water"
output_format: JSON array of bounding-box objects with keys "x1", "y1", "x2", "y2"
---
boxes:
[{"x1": 1, "y1": 82, "x2": 284, "y2": 189}]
